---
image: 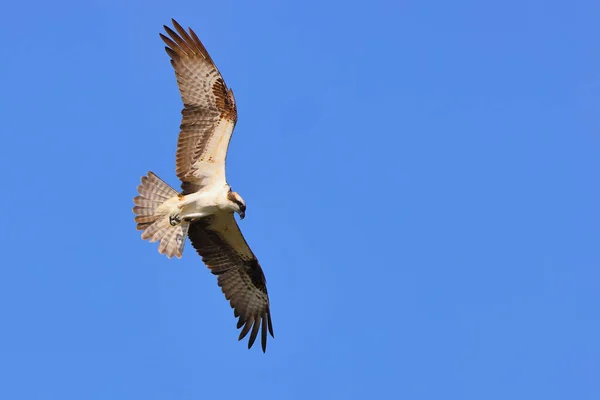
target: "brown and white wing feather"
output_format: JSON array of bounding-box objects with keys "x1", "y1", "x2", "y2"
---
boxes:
[
  {"x1": 187, "y1": 213, "x2": 274, "y2": 352},
  {"x1": 160, "y1": 19, "x2": 237, "y2": 193}
]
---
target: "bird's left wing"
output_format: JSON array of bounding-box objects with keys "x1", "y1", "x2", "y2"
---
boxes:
[
  {"x1": 187, "y1": 213, "x2": 274, "y2": 352},
  {"x1": 160, "y1": 19, "x2": 238, "y2": 193}
]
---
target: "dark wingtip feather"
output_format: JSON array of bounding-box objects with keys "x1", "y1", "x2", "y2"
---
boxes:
[
  {"x1": 171, "y1": 18, "x2": 184, "y2": 33},
  {"x1": 187, "y1": 27, "x2": 211, "y2": 60},
  {"x1": 267, "y1": 312, "x2": 274, "y2": 337},
  {"x1": 188, "y1": 27, "x2": 199, "y2": 41},
  {"x1": 164, "y1": 47, "x2": 179, "y2": 61},
  {"x1": 261, "y1": 314, "x2": 268, "y2": 352},
  {"x1": 160, "y1": 33, "x2": 176, "y2": 49},
  {"x1": 163, "y1": 25, "x2": 178, "y2": 39},
  {"x1": 165, "y1": 24, "x2": 195, "y2": 56},
  {"x1": 247, "y1": 315, "x2": 261, "y2": 349},
  {"x1": 171, "y1": 19, "x2": 194, "y2": 45},
  {"x1": 238, "y1": 319, "x2": 252, "y2": 341}
]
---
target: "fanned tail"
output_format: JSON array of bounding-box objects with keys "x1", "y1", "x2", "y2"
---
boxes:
[{"x1": 133, "y1": 171, "x2": 188, "y2": 258}]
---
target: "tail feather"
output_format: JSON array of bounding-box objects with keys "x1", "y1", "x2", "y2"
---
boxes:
[
  {"x1": 159, "y1": 223, "x2": 189, "y2": 254},
  {"x1": 133, "y1": 198, "x2": 164, "y2": 209},
  {"x1": 136, "y1": 173, "x2": 177, "y2": 203},
  {"x1": 133, "y1": 171, "x2": 188, "y2": 259},
  {"x1": 132, "y1": 205, "x2": 159, "y2": 224}
]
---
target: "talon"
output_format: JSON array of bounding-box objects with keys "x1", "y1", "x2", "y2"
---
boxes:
[{"x1": 169, "y1": 214, "x2": 182, "y2": 226}]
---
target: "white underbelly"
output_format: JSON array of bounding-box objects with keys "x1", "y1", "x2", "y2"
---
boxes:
[{"x1": 179, "y1": 190, "x2": 225, "y2": 220}]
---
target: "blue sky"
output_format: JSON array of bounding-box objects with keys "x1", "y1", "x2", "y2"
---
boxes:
[{"x1": 1, "y1": 0, "x2": 599, "y2": 398}]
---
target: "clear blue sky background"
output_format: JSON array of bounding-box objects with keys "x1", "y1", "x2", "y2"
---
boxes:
[{"x1": 1, "y1": 1, "x2": 598, "y2": 398}]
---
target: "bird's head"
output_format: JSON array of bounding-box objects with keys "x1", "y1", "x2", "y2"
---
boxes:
[{"x1": 227, "y1": 190, "x2": 246, "y2": 220}]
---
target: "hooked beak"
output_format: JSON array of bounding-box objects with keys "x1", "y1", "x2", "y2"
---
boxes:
[{"x1": 238, "y1": 210, "x2": 246, "y2": 220}]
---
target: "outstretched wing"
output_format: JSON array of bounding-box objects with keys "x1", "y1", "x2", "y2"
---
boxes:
[
  {"x1": 187, "y1": 213, "x2": 274, "y2": 352},
  {"x1": 160, "y1": 19, "x2": 238, "y2": 193}
]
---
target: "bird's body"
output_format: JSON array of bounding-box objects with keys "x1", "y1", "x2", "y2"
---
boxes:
[
  {"x1": 132, "y1": 19, "x2": 273, "y2": 352},
  {"x1": 176, "y1": 183, "x2": 234, "y2": 220}
]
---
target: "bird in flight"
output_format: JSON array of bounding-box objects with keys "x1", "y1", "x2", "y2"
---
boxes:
[{"x1": 132, "y1": 19, "x2": 274, "y2": 352}]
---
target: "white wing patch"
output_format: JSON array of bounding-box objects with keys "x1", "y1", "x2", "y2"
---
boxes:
[{"x1": 191, "y1": 118, "x2": 236, "y2": 187}]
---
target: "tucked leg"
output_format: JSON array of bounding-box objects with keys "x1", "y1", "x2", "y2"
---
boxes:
[{"x1": 169, "y1": 214, "x2": 182, "y2": 226}]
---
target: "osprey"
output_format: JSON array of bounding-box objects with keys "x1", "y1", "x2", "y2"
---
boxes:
[{"x1": 133, "y1": 19, "x2": 274, "y2": 352}]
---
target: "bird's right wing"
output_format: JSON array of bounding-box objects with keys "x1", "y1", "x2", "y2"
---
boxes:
[
  {"x1": 160, "y1": 19, "x2": 238, "y2": 194},
  {"x1": 187, "y1": 213, "x2": 274, "y2": 352}
]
